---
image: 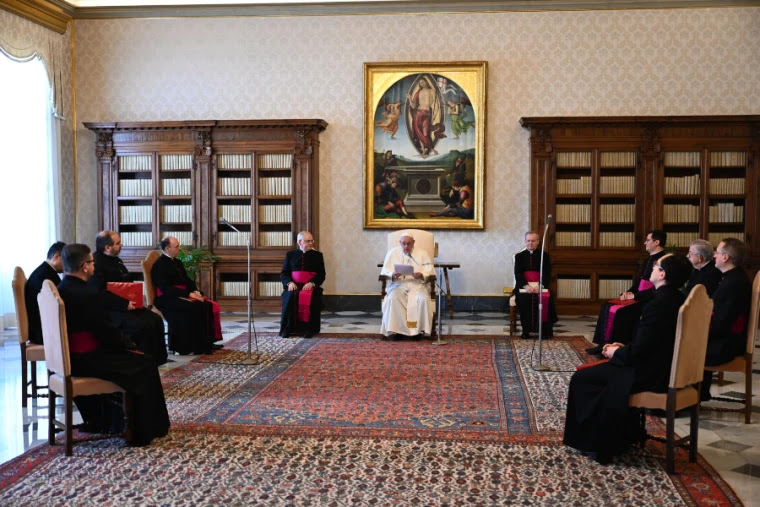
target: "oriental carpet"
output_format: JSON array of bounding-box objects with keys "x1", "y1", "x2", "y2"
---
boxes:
[{"x1": 0, "y1": 335, "x2": 742, "y2": 505}]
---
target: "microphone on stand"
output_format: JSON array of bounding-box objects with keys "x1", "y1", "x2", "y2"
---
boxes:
[
  {"x1": 535, "y1": 213, "x2": 553, "y2": 371},
  {"x1": 220, "y1": 218, "x2": 241, "y2": 233}
]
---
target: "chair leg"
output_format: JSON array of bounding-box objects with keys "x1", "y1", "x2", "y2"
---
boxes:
[
  {"x1": 48, "y1": 387, "x2": 56, "y2": 446},
  {"x1": 31, "y1": 362, "x2": 38, "y2": 398},
  {"x1": 745, "y1": 360, "x2": 752, "y2": 424},
  {"x1": 123, "y1": 393, "x2": 132, "y2": 444},
  {"x1": 21, "y1": 344, "x2": 28, "y2": 408},
  {"x1": 666, "y1": 390, "x2": 675, "y2": 474},
  {"x1": 638, "y1": 409, "x2": 647, "y2": 448},
  {"x1": 509, "y1": 306, "x2": 517, "y2": 335},
  {"x1": 689, "y1": 398, "x2": 699, "y2": 463},
  {"x1": 64, "y1": 379, "x2": 73, "y2": 456}
]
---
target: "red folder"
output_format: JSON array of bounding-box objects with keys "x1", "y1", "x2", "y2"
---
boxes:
[
  {"x1": 576, "y1": 358, "x2": 610, "y2": 371},
  {"x1": 607, "y1": 298, "x2": 638, "y2": 306},
  {"x1": 107, "y1": 282, "x2": 144, "y2": 309}
]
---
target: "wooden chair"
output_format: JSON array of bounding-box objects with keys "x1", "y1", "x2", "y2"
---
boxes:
[
  {"x1": 628, "y1": 284, "x2": 713, "y2": 474},
  {"x1": 11, "y1": 266, "x2": 47, "y2": 407},
  {"x1": 702, "y1": 271, "x2": 760, "y2": 424},
  {"x1": 379, "y1": 229, "x2": 437, "y2": 336},
  {"x1": 507, "y1": 248, "x2": 526, "y2": 336},
  {"x1": 141, "y1": 250, "x2": 162, "y2": 310},
  {"x1": 38, "y1": 280, "x2": 130, "y2": 456}
]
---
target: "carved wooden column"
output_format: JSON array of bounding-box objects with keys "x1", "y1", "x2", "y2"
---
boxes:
[
  {"x1": 193, "y1": 128, "x2": 213, "y2": 249},
  {"x1": 93, "y1": 127, "x2": 116, "y2": 231},
  {"x1": 293, "y1": 127, "x2": 320, "y2": 238},
  {"x1": 529, "y1": 126, "x2": 554, "y2": 236},
  {"x1": 640, "y1": 125, "x2": 662, "y2": 234}
]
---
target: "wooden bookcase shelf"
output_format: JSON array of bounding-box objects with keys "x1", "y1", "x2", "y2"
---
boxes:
[
  {"x1": 521, "y1": 115, "x2": 760, "y2": 314},
  {"x1": 85, "y1": 119, "x2": 327, "y2": 311}
]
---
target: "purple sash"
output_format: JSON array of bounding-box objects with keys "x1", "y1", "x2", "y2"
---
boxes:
[
  {"x1": 524, "y1": 271, "x2": 549, "y2": 322},
  {"x1": 292, "y1": 271, "x2": 317, "y2": 323},
  {"x1": 603, "y1": 279, "x2": 654, "y2": 342}
]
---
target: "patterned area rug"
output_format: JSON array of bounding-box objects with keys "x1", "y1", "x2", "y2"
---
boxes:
[{"x1": 0, "y1": 335, "x2": 742, "y2": 506}]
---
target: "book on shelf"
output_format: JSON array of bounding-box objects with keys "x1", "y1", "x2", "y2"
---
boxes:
[
  {"x1": 160, "y1": 205, "x2": 192, "y2": 223},
  {"x1": 708, "y1": 232, "x2": 745, "y2": 246},
  {"x1": 119, "y1": 179, "x2": 153, "y2": 197},
  {"x1": 221, "y1": 281, "x2": 250, "y2": 297},
  {"x1": 555, "y1": 232, "x2": 591, "y2": 247},
  {"x1": 257, "y1": 153, "x2": 293, "y2": 169},
  {"x1": 217, "y1": 177, "x2": 251, "y2": 196},
  {"x1": 599, "y1": 232, "x2": 634, "y2": 247},
  {"x1": 258, "y1": 231, "x2": 292, "y2": 247},
  {"x1": 664, "y1": 174, "x2": 700, "y2": 195},
  {"x1": 710, "y1": 151, "x2": 746, "y2": 167},
  {"x1": 258, "y1": 204, "x2": 292, "y2": 222},
  {"x1": 218, "y1": 231, "x2": 251, "y2": 247},
  {"x1": 258, "y1": 176, "x2": 292, "y2": 196},
  {"x1": 120, "y1": 205, "x2": 152, "y2": 224},
  {"x1": 217, "y1": 154, "x2": 252, "y2": 170},
  {"x1": 599, "y1": 204, "x2": 634, "y2": 223},
  {"x1": 600, "y1": 152, "x2": 636, "y2": 167},
  {"x1": 664, "y1": 152, "x2": 701, "y2": 167},
  {"x1": 598, "y1": 279, "x2": 633, "y2": 299},
  {"x1": 161, "y1": 178, "x2": 191, "y2": 196},
  {"x1": 708, "y1": 178, "x2": 745, "y2": 194},
  {"x1": 258, "y1": 281, "x2": 282, "y2": 297},
  {"x1": 556, "y1": 176, "x2": 591, "y2": 194},
  {"x1": 160, "y1": 154, "x2": 193, "y2": 171},
  {"x1": 118, "y1": 155, "x2": 152, "y2": 171},
  {"x1": 708, "y1": 203, "x2": 743, "y2": 223},
  {"x1": 120, "y1": 231, "x2": 153, "y2": 247},
  {"x1": 555, "y1": 204, "x2": 591, "y2": 223},
  {"x1": 557, "y1": 278, "x2": 591, "y2": 299},
  {"x1": 556, "y1": 152, "x2": 591, "y2": 167},
  {"x1": 663, "y1": 204, "x2": 700, "y2": 223},
  {"x1": 664, "y1": 232, "x2": 699, "y2": 248},
  {"x1": 161, "y1": 231, "x2": 193, "y2": 246},
  {"x1": 599, "y1": 175, "x2": 635, "y2": 194},
  {"x1": 218, "y1": 204, "x2": 251, "y2": 223}
]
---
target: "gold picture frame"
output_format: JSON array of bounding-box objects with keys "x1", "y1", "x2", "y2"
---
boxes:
[{"x1": 364, "y1": 61, "x2": 487, "y2": 230}]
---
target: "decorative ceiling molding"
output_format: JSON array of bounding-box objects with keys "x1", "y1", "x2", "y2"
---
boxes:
[
  {"x1": 44, "y1": 0, "x2": 760, "y2": 20},
  {"x1": 0, "y1": 0, "x2": 71, "y2": 32}
]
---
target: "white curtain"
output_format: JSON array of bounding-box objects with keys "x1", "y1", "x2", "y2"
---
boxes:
[{"x1": 0, "y1": 52, "x2": 61, "y2": 329}]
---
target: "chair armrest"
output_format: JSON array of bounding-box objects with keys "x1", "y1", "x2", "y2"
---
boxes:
[
  {"x1": 379, "y1": 275, "x2": 389, "y2": 299},
  {"x1": 426, "y1": 274, "x2": 436, "y2": 299}
]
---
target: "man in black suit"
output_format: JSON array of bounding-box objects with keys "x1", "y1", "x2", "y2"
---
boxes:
[
  {"x1": 89, "y1": 230, "x2": 167, "y2": 365},
  {"x1": 279, "y1": 231, "x2": 326, "y2": 338},
  {"x1": 586, "y1": 230, "x2": 668, "y2": 354},
  {"x1": 514, "y1": 231, "x2": 558, "y2": 338},
  {"x1": 25, "y1": 241, "x2": 65, "y2": 344},
  {"x1": 564, "y1": 253, "x2": 692, "y2": 464},
  {"x1": 683, "y1": 239, "x2": 722, "y2": 297},
  {"x1": 57, "y1": 243, "x2": 170, "y2": 446},
  {"x1": 151, "y1": 236, "x2": 220, "y2": 355},
  {"x1": 701, "y1": 238, "x2": 752, "y2": 401}
]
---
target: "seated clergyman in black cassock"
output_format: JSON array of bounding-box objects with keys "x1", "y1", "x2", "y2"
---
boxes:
[
  {"x1": 514, "y1": 231, "x2": 557, "y2": 338},
  {"x1": 25, "y1": 241, "x2": 65, "y2": 344},
  {"x1": 89, "y1": 230, "x2": 167, "y2": 366},
  {"x1": 701, "y1": 238, "x2": 752, "y2": 401},
  {"x1": 683, "y1": 239, "x2": 722, "y2": 297},
  {"x1": 563, "y1": 253, "x2": 692, "y2": 464},
  {"x1": 56, "y1": 243, "x2": 170, "y2": 446},
  {"x1": 586, "y1": 230, "x2": 667, "y2": 356},
  {"x1": 279, "y1": 231, "x2": 325, "y2": 338}
]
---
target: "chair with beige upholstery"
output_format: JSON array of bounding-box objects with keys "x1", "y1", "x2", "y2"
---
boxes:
[
  {"x1": 702, "y1": 271, "x2": 760, "y2": 424},
  {"x1": 628, "y1": 284, "x2": 713, "y2": 475},
  {"x1": 12, "y1": 266, "x2": 47, "y2": 407},
  {"x1": 38, "y1": 280, "x2": 130, "y2": 456},
  {"x1": 379, "y1": 229, "x2": 437, "y2": 337},
  {"x1": 141, "y1": 250, "x2": 162, "y2": 310}
]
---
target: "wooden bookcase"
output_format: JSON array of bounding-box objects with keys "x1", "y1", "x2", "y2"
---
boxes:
[
  {"x1": 85, "y1": 119, "x2": 327, "y2": 311},
  {"x1": 520, "y1": 116, "x2": 759, "y2": 314}
]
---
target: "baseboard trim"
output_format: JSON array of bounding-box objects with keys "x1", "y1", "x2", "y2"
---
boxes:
[{"x1": 323, "y1": 294, "x2": 509, "y2": 313}]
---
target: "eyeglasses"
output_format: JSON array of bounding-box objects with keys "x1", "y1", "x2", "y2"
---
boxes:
[
  {"x1": 81, "y1": 259, "x2": 95, "y2": 268},
  {"x1": 656, "y1": 265, "x2": 665, "y2": 272}
]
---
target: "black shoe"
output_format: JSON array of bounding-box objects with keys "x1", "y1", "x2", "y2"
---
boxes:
[
  {"x1": 411, "y1": 334, "x2": 422, "y2": 341},
  {"x1": 304, "y1": 332, "x2": 313, "y2": 339},
  {"x1": 595, "y1": 453, "x2": 612, "y2": 465},
  {"x1": 585, "y1": 344, "x2": 604, "y2": 355},
  {"x1": 279, "y1": 331, "x2": 289, "y2": 338},
  {"x1": 521, "y1": 333, "x2": 531, "y2": 339},
  {"x1": 213, "y1": 344, "x2": 224, "y2": 350}
]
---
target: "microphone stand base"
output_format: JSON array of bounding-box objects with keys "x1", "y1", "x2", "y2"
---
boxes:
[
  {"x1": 431, "y1": 340, "x2": 449, "y2": 346},
  {"x1": 240, "y1": 356, "x2": 260, "y2": 365},
  {"x1": 533, "y1": 364, "x2": 551, "y2": 372}
]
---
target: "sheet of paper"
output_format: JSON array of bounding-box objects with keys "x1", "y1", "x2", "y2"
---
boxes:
[{"x1": 394, "y1": 264, "x2": 414, "y2": 275}]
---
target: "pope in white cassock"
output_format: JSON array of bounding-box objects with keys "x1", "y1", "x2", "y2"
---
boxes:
[{"x1": 380, "y1": 232, "x2": 436, "y2": 338}]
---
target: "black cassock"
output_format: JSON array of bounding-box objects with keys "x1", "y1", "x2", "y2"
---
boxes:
[
  {"x1": 514, "y1": 249, "x2": 558, "y2": 337},
  {"x1": 25, "y1": 261, "x2": 60, "y2": 344},
  {"x1": 564, "y1": 284, "x2": 685, "y2": 457},
  {"x1": 681, "y1": 260, "x2": 722, "y2": 298},
  {"x1": 279, "y1": 249, "x2": 326, "y2": 335},
  {"x1": 591, "y1": 250, "x2": 666, "y2": 346},
  {"x1": 89, "y1": 250, "x2": 167, "y2": 365},
  {"x1": 57, "y1": 276, "x2": 170, "y2": 445},
  {"x1": 151, "y1": 254, "x2": 215, "y2": 355}
]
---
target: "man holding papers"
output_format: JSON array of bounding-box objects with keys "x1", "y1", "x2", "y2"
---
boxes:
[
  {"x1": 514, "y1": 231, "x2": 558, "y2": 338},
  {"x1": 380, "y1": 232, "x2": 435, "y2": 340}
]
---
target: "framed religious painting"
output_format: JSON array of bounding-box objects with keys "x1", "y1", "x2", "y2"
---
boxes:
[{"x1": 364, "y1": 61, "x2": 486, "y2": 229}]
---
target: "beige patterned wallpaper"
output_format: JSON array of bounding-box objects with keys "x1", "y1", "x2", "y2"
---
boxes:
[
  {"x1": 73, "y1": 7, "x2": 760, "y2": 295},
  {"x1": 0, "y1": 9, "x2": 76, "y2": 243}
]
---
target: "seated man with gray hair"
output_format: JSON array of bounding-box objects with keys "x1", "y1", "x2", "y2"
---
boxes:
[
  {"x1": 683, "y1": 239, "x2": 722, "y2": 297},
  {"x1": 380, "y1": 232, "x2": 435, "y2": 340}
]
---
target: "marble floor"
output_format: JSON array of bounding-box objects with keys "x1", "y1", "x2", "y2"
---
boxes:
[{"x1": 1, "y1": 311, "x2": 758, "y2": 504}]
